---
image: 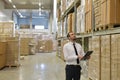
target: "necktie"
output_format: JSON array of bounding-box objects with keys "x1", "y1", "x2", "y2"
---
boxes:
[{"x1": 73, "y1": 43, "x2": 79, "y2": 64}]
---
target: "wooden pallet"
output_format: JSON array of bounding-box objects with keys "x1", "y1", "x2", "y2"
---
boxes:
[
  {"x1": 89, "y1": 78, "x2": 93, "y2": 80},
  {"x1": 95, "y1": 24, "x2": 120, "y2": 31},
  {"x1": 86, "y1": 29, "x2": 92, "y2": 33},
  {"x1": 0, "y1": 66, "x2": 6, "y2": 70},
  {"x1": 6, "y1": 64, "x2": 21, "y2": 68}
]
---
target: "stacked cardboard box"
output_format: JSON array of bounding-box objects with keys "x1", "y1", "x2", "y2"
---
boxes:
[
  {"x1": 85, "y1": 11, "x2": 92, "y2": 33},
  {"x1": 94, "y1": 0, "x2": 101, "y2": 28},
  {"x1": 94, "y1": 0, "x2": 120, "y2": 29},
  {"x1": 101, "y1": 35, "x2": 111, "y2": 80},
  {"x1": 88, "y1": 36, "x2": 101, "y2": 80},
  {"x1": 38, "y1": 40, "x2": 53, "y2": 53},
  {"x1": 0, "y1": 42, "x2": 7, "y2": 69},
  {"x1": 20, "y1": 38, "x2": 34, "y2": 55},
  {"x1": 103, "y1": 0, "x2": 120, "y2": 25},
  {"x1": 85, "y1": 0, "x2": 92, "y2": 33},
  {"x1": 67, "y1": 13, "x2": 73, "y2": 32},
  {"x1": 45, "y1": 40, "x2": 53, "y2": 52},
  {"x1": 0, "y1": 22, "x2": 14, "y2": 37},
  {"x1": 72, "y1": 12, "x2": 75, "y2": 32},
  {"x1": 111, "y1": 34, "x2": 120, "y2": 80},
  {"x1": 67, "y1": 12, "x2": 75, "y2": 32},
  {"x1": 6, "y1": 40, "x2": 20, "y2": 66},
  {"x1": 85, "y1": 0, "x2": 92, "y2": 13}
]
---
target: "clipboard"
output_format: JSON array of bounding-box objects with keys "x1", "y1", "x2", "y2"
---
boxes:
[{"x1": 81, "y1": 51, "x2": 93, "y2": 60}]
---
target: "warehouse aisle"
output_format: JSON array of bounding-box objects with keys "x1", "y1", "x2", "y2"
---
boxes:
[{"x1": 0, "y1": 52, "x2": 88, "y2": 80}]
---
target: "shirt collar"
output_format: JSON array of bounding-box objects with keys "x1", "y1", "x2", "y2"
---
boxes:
[{"x1": 69, "y1": 41, "x2": 76, "y2": 45}]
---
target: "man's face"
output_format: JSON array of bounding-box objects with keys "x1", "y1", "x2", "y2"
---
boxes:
[{"x1": 69, "y1": 32, "x2": 76, "y2": 40}]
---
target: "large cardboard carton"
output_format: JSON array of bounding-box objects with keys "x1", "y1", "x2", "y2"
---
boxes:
[
  {"x1": 101, "y1": 35, "x2": 110, "y2": 80},
  {"x1": 111, "y1": 34, "x2": 120, "y2": 80},
  {"x1": 88, "y1": 36, "x2": 101, "y2": 80},
  {"x1": 0, "y1": 42, "x2": 6, "y2": 69}
]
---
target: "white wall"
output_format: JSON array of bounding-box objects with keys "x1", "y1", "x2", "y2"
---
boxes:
[
  {"x1": 0, "y1": 10, "x2": 13, "y2": 22},
  {"x1": 0, "y1": 0, "x2": 13, "y2": 22}
]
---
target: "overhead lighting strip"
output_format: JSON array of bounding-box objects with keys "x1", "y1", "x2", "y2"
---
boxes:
[
  {"x1": 8, "y1": 0, "x2": 24, "y2": 18},
  {"x1": 8, "y1": 0, "x2": 12, "y2": 3}
]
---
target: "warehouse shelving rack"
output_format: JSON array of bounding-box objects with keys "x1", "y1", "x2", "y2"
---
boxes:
[{"x1": 56, "y1": 0, "x2": 120, "y2": 58}]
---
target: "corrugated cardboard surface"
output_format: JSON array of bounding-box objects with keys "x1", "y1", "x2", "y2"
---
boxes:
[
  {"x1": 67, "y1": 13, "x2": 73, "y2": 32},
  {"x1": 0, "y1": 22, "x2": 14, "y2": 36},
  {"x1": 101, "y1": 35, "x2": 110, "y2": 80},
  {"x1": 85, "y1": 0, "x2": 92, "y2": 13},
  {"x1": 101, "y1": 2, "x2": 106, "y2": 26},
  {"x1": 0, "y1": 42, "x2": 7, "y2": 55},
  {"x1": 88, "y1": 36, "x2": 101, "y2": 80},
  {"x1": 6, "y1": 40, "x2": 19, "y2": 66},
  {"x1": 85, "y1": 10, "x2": 92, "y2": 32},
  {"x1": 0, "y1": 42, "x2": 7, "y2": 69},
  {"x1": 111, "y1": 34, "x2": 120, "y2": 80},
  {"x1": 20, "y1": 38, "x2": 33, "y2": 55},
  {"x1": 94, "y1": 0, "x2": 120, "y2": 29},
  {"x1": 38, "y1": 40, "x2": 53, "y2": 53},
  {"x1": 0, "y1": 54, "x2": 6, "y2": 69},
  {"x1": 72, "y1": 12, "x2": 75, "y2": 32},
  {"x1": 85, "y1": 0, "x2": 92, "y2": 32},
  {"x1": 106, "y1": 0, "x2": 120, "y2": 24}
]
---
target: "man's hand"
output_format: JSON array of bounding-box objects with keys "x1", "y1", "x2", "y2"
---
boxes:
[
  {"x1": 87, "y1": 56, "x2": 90, "y2": 59},
  {"x1": 78, "y1": 55, "x2": 83, "y2": 60}
]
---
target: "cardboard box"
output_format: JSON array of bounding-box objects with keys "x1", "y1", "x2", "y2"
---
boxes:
[
  {"x1": 0, "y1": 54, "x2": 6, "y2": 69},
  {"x1": 38, "y1": 40, "x2": 53, "y2": 53},
  {"x1": 20, "y1": 38, "x2": 33, "y2": 55},
  {"x1": 72, "y1": 12, "x2": 75, "y2": 32},
  {"x1": 101, "y1": 0, "x2": 120, "y2": 25},
  {"x1": 0, "y1": 22, "x2": 14, "y2": 36},
  {"x1": 0, "y1": 42, "x2": 7, "y2": 69},
  {"x1": 67, "y1": 13, "x2": 73, "y2": 32},
  {"x1": 111, "y1": 34, "x2": 120, "y2": 80},
  {"x1": 6, "y1": 40, "x2": 19, "y2": 66},
  {"x1": 0, "y1": 42, "x2": 7, "y2": 55},
  {"x1": 85, "y1": 11, "x2": 92, "y2": 32},
  {"x1": 85, "y1": 0, "x2": 92, "y2": 13},
  {"x1": 101, "y1": 35, "x2": 111, "y2": 80},
  {"x1": 101, "y1": 2, "x2": 107, "y2": 26},
  {"x1": 88, "y1": 36, "x2": 101, "y2": 80}
]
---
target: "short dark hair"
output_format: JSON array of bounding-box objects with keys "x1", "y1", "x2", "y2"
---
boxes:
[{"x1": 67, "y1": 32, "x2": 70, "y2": 38}]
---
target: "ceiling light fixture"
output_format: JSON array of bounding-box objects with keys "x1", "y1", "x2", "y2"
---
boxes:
[
  {"x1": 8, "y1": 0, "x2": 12, "y2": 3},
  {"x1": 13, "y1": 5, "x2": 16, "y2": 8},
  {"x1": 8, "y1": 0, "x2": 23, "y2": 18},
  {"x1": 39, "y1": 3, "x2": 41, "y2": 6}
]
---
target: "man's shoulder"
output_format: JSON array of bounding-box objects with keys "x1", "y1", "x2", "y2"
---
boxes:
[
  {"x1": 64, "y1": 42, "x2": 69, "y2": 46},
  {"x1": 64, "y1": 42, "x2": 70, "y2": 47},
  {"x1": 75, "y1": 42, "x2": 81, "y2": 46}
]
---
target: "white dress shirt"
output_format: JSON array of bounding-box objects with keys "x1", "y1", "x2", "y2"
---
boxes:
[{"x1": 63, "y1": 41, "x2": 85, "y2": 65}]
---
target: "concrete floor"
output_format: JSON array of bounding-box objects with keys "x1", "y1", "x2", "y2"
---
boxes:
[{"x1": 0, "y1": 52, "x2": 89, "y2": 80}]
